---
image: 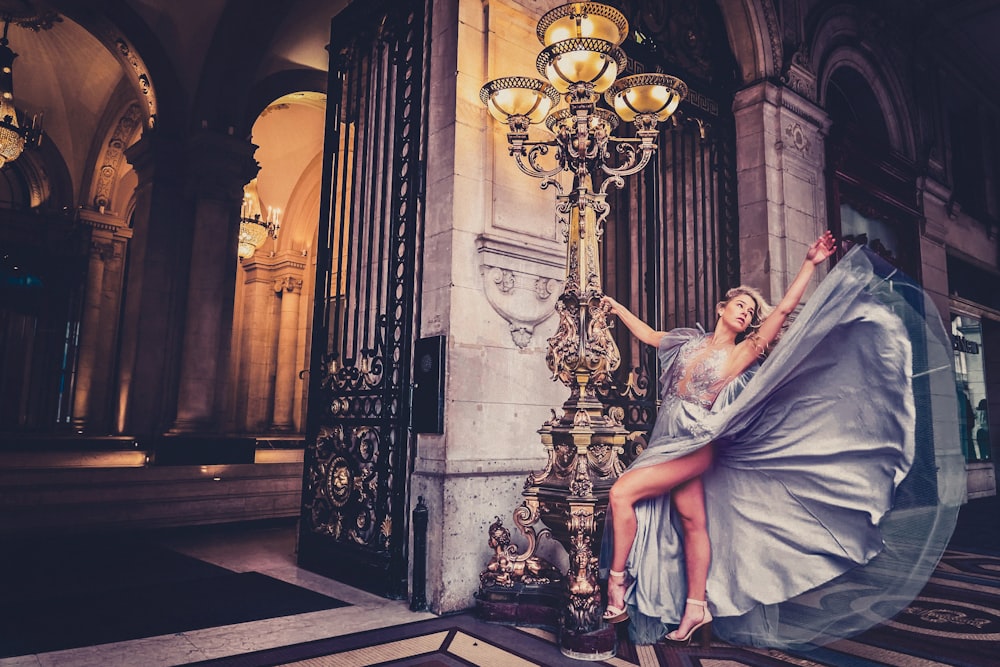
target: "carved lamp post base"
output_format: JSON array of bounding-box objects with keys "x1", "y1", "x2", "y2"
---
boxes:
[{"x1": 477, "y1": 386, "x2": 628, "y2": 660}]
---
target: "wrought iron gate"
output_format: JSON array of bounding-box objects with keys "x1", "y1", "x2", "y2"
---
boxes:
[
  {"x1": 298, "y1": 0, "x2": 428, "y2": 598},
  {"x1": 601, "y1": 0, "x2": 740, "y2": 447}
]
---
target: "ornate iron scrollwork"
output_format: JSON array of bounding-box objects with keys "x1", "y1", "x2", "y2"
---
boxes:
[{"x1": 299, "y1": 0, "x2": 426, "y2": 598}]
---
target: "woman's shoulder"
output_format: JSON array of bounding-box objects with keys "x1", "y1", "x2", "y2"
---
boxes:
[{"x1": 657, "y1": 327, "x2": 706, "y2": 353}]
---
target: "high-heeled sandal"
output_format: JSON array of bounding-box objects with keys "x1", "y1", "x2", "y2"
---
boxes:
[
  {"x1": 665, "y1": 598, "x2": 712, "y2": 644},
  {"x1": 602, "y1": 569, "x2": 630, "y2": 624}
]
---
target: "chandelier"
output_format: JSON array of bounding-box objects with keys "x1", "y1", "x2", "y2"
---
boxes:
[
  {"x1": 0, "y1": 18, "x2": 43, "y2": 168},
  {"x1": 237, "y1": 180, "x2": 281, "y2": 260}
]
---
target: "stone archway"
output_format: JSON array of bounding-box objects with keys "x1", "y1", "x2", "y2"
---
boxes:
[
  {"x1": 716, "y1": 0, "x2": 782, "y2": 84},
  {"x1": 229, "y1": 91, "x2": 325, "y2": 435}
]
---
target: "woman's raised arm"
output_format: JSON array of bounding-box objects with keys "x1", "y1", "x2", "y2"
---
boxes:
[
  {"x1": 752, "y1": 231, "x2": 837, "y2": 349},
  {"x1": 601, "y1": 296, "x2": 667, "y2": 347}
]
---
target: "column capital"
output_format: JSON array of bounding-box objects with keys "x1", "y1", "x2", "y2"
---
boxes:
[
  {"x1": 77, "y1": 209, "x2": 134, "y2": 239},
  {"x1": 274, "y1": 276, "x2": 304, "y2": 294},
  {"x1": 88, "y1": 239, "x2": 116, "y2": 262},
  {"x1": 183, "y1": 130, "x2": 260, "y2": 203},
  {"x1": 123, "y1": 130, "x2": 186, "y2": 188}
]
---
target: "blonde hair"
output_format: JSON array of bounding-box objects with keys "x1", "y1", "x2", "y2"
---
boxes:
[{"x1": 716, "y1": 285, "x2": 774, "y2": 348}]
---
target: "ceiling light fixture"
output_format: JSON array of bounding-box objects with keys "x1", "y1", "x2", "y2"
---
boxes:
[{"x1": 0, "y1": 17, "x2": 43, "y2": 168}]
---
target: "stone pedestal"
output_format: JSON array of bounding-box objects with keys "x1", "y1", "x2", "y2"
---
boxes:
[{"x1": 476, "y1": 582, "x2": 563, "y2": 629}]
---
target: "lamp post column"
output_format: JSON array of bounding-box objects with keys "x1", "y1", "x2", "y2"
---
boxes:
[
  {"x1": 532, "y1": 190, "x2": 627, "y2": 659},
  {"x1": 477, "y1": 4, "x2": 687, "y2": 659}
]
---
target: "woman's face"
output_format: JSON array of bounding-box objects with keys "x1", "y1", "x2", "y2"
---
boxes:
[{"x1": 719, "y1": 294, "x2": 757, "y2": 332}]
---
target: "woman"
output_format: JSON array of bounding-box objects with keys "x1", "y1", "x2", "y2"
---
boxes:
[
  {"x1": 601, "y1": 231, "x2": 836, "y2": 641},
  {"x1": 599, "y1": 233, "x2": 964, "y2": 648}
]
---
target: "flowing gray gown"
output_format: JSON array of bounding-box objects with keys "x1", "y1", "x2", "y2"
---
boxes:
[{"x1": 604, "y1": 246, "x2": 965, "y2": 649}]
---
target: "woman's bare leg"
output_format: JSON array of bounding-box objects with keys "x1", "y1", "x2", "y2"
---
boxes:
[
  {"x1": 667, "y1": 476, "x2": 712, "y2": 640},
  {"x1": 605, "y1": 444, "x2": 714, "y2": 614}
]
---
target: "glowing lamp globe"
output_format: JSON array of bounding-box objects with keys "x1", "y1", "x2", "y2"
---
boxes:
[
  {"x1": 605, "y1": 73, "x2": 688, "y2": 122},
  {"x1": 536, "y1": 2, "x2": 629, "y2": 47},
  {"x1": 480, "y1": 77, "x2": 561, "y2": 125},
  {"x1": 536, "y1": 39, "x2": 626, "y2": 94}
]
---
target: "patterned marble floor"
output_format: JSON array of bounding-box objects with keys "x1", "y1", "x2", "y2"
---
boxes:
[
  {"x1": 0, "y1": 522, "x2": 435, "y2": 667},
  {"x1": 3, "y1": 502, "x2": 998, "y2": 667}
]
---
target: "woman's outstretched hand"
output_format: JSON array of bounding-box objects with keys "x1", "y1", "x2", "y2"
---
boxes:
[
  {"x1": 601, "y1": 295, "x2": 622, "y2": 316},
  {"x1": 806, "y1": 231, "x2": 837, "y2": 265}
]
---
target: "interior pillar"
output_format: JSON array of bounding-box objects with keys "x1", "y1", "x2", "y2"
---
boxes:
[
  {"x1": 170, "y1": 132, "x2": 258, "y2": 433},
  {"x1": 70, "y1": 237, "x2": 111, "y2": 432},
  {"x1": 732, "y1": 80, "x2": 832, "y2": 298},
  {"x1": 120, "y1": 133, "x2": 191, "y2": 436},
  {"x1": 271, "y1": 273, "x2": 304, "y2": 431}
]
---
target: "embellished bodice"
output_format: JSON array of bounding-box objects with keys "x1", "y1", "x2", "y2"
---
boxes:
[{"x1": 664, "y1": 335, "x2": 731, "y2": 410}]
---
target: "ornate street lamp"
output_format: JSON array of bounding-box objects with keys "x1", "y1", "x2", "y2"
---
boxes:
[{"x1": 477, "y1": 2, "x2": 686, "y2": 660}]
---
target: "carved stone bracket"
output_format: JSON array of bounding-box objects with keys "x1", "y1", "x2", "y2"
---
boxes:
[
  {"x1": 477, "y1": 234, "x2": 565, "y2": 348},
  {"x1": 781, "y1": 47, "x2": 817, "y2": 102}
]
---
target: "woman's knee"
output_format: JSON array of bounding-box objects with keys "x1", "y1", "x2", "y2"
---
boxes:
[
  {"x1": 677, "y1": 511, "x2": 706, "y2": 534},
  {"x1": 608, "y1": 479, "x2": 625, "y2": 507},
  {"x1": 608, "y1": 477, "x2": 635, "y2": 509},
  {"x1": 674, "y1": 489, "x2": 707, "y2": 533}
]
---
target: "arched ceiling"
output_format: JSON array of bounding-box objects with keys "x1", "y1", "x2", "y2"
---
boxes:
[
  {"x1": 251, "y1": 91, "x2": 326, "y2": 254},
  {"x1": 2, "y1": 6, "x2": 124, "y2": 188},
  {"x1": 3, "y1": 0, "x2": 998, "y2": 214},
  {"x1": 0, "y1": 0, "x2": 338, "y2": 209}
]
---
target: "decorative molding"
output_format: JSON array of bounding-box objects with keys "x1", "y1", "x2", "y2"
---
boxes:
[
  {"x1": 777, "y1": 89, "x2": 827, "y2": 132},
  {"x1": 781, "y1": 48, "x2": 817, "y2": 102},
  {"x1": 782, "y1": 121, "x2": 812, "y2": 155},
  {"x1": 94, "y1": 104, "x2": 144, "y2": 211},
  {"x1": 77, "y1": 209, "x2": 132, "y2": 237},
  {"x1": 477, "y1": 234, "x2": 564, "y2": 348},
  {"x1": 88, "y1": 16, "x2": 160, "y2": 128},
  {"x1": 241, "y1": 250, "x2": 308, "y2": 286},
  {"x1": 110, "y1": 35, "x2": 157, "y2": 128},
  {"x1": 761, "y1": 0, "x2": 783, "y2": 79}
]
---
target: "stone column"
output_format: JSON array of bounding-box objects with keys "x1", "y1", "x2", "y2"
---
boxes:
[
  {"x1": 71, "y1": 208, "x2": 133, "y2": 433},
  {"x1": 233, "y1": 255, "x2": 279, "y2": 433},
  {"x1": 120, "y1": 133, "x2": 190, "y2": 435},
  {"x1": 71, "y1": 237, "x2": 112, "y2": 432},
  {"x1": 170, "y1": 132, "x2": 258, "y2": 433},
  {"x1": 272, "y1": 274, "x2": 304, "y2": 431},
  {"x1": 733, "y1": 80, "x2": 832, "y2": 298}
]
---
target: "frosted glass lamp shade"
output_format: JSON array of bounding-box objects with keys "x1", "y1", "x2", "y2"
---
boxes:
[
  {"x1": 536, "y1": 2, "x2": 629, "y2": 47},
  {"x1": 605, "y1": 73, "x2": 688, "y2": 122},
  {"x1": 480, "y1": 77, "x2": 561, "y2": 125},
  {"x1": 536, "y1": 39, "x2": 626, "y2": 94}
]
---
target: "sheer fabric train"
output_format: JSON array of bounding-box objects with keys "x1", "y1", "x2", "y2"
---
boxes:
[{"x1": 601, "y1": 245, "x2": 965, "y2": 649}]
